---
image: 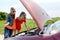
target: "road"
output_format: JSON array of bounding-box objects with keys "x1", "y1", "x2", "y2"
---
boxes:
[{"x1": 0, "y1": 35, "x2": 4, "y2": 40}]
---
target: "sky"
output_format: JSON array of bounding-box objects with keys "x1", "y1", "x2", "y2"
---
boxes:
[{"x1": 0, "y1": 0, "x2": 60, "y2": 18}]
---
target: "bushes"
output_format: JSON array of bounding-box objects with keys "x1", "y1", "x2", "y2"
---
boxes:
[
  {"x1": 0, "y1": 12, "x2": 7, "y2": 20},
  {"x1": 45, "y1": 17, "x2": 60, "y2": 26}
]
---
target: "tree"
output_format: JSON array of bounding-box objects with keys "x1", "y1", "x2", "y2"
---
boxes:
[
  {"x1": 0, "y1": 12, "x2": 7, "y2": 20},
  {"x1": 45, "y1": 17, "x2": 60, "y2": 26}
]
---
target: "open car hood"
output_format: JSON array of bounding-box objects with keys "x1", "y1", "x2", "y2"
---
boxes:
[
  {"x1": 20, "y1": 0, "x2": 50, "y2": 30},
  {"x1": 8, "y1": 0, "x2": 60, "y2": 40}
]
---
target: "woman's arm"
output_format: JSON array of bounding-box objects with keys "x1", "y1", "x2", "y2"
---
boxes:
[
  {"x1": 24, "y1": 22, "x2": 29, "y2": 30},
  {"x1": 4, "y1": 14, "x2": 12, "y2": 29},
  {"x1": 5, "y1": 14, "x2": 16, "y2": 30},
  {"x1": 5, "y1": 20, "x2": 16, "y2": 30}
]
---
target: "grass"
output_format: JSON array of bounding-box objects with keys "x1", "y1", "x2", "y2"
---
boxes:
[
  {"x1": 0, "y1": 20, "x2": 5, "y2": 34},
  {"x1": 0, "y1": 17, "x2": 60, "y2": 34},
  {"x1": 0, "y1": 19, "x2": 37, "y2": 34},
  {"x1": 21, "y1": 19, "x2": 37, "y2": 32}
]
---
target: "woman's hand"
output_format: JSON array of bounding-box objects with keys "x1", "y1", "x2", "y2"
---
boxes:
[
  {"x1": 5, "y1": 22, "x2": 9, "y2": 27},
  {"x1": 26, "y1": 26, "x2": 29, "y2": 30}
]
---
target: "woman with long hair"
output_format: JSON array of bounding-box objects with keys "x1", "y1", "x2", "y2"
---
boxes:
[{"x1": 4, "y1": 7, "x2": 16, "y2": 39}]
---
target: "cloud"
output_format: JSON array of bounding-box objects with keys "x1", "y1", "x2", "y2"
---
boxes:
[
  {"x1": 46, "y1": 10, "x2": 60, "y2": 17},
  {"x1": 0, "y1": 0, "x2": 60, "y2": 18},
  {"x1": 9, "y1": 0, "x2": 60, "y2": 18}
]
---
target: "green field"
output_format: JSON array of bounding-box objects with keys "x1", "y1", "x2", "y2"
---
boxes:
[
  {"x1": 0, "y1": 17, "x2": 60, "y2": 34},
  {"x1": 0, "y1": 19, "x2": 37, "y2": 34},
  {"x1": 0, "y1": 20, "x2": 5, "y2": 34}
]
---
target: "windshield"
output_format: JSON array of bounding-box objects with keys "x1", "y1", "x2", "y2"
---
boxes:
[
  {"x1": 52, "y1": 21, "x2": 60, "y2": 31},
  {"x1": 44, "y1": 21, "x2": 60, "y2": 35}
]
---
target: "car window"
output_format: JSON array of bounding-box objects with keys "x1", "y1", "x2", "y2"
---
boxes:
[
  {"x1": 49, "y1": 21, "x2": 60, "y2": 35},
  {"x1": 43, "y1": 24, "x2": 53, "y2": 34},
  {"x1": 44, "y1": 21, "x2": 60, "y2": 35},
  {"x1": 52, "y1": 21, "x2": 60, "y2": 31}
]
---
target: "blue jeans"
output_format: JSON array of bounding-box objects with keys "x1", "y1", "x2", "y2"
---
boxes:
[{"x1": 4, "y1": 28, "x2": 13, "y2": 39}]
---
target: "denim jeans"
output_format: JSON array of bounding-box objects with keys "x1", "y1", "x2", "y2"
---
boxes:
[{"x1": 4, "y1": 28, "x2": 13, "y2": 39}]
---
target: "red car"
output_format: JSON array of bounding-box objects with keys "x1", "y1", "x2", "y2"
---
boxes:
[{"x1": 8, "y1": 0, "x2": 60, "y2": 40}]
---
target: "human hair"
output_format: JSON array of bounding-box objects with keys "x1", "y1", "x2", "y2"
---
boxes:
[
  {"x1": 10, "y1": 7, "x2": 15, "y2": 19},
  {"x1": 12, "y1": 14, "x2": 15, "y2": 19},
  {"x1": 10, "y1": 7, "x2": 15, "y2": 11},
  {"x1": 19, "y1": 12, "x2": 26, "y2": 19}
]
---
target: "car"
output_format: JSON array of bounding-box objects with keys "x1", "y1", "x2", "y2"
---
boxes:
[
  {"x1": 8, "y1": 21, "x2": 60, "y2": 40},
  {"x1": 7, "y1": 0, "x2": 60, "y2": 40},
  {"x1": 44, "y1": 20, "x2": 60, "y2": 35}
]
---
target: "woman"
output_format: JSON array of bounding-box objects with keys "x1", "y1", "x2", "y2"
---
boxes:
[
  {"x1": 14, "y1": 12, "x2": 29, "y2": 35},
  {"x1": 4, "y1": 7, "x2": 16, "y2": 39}
]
